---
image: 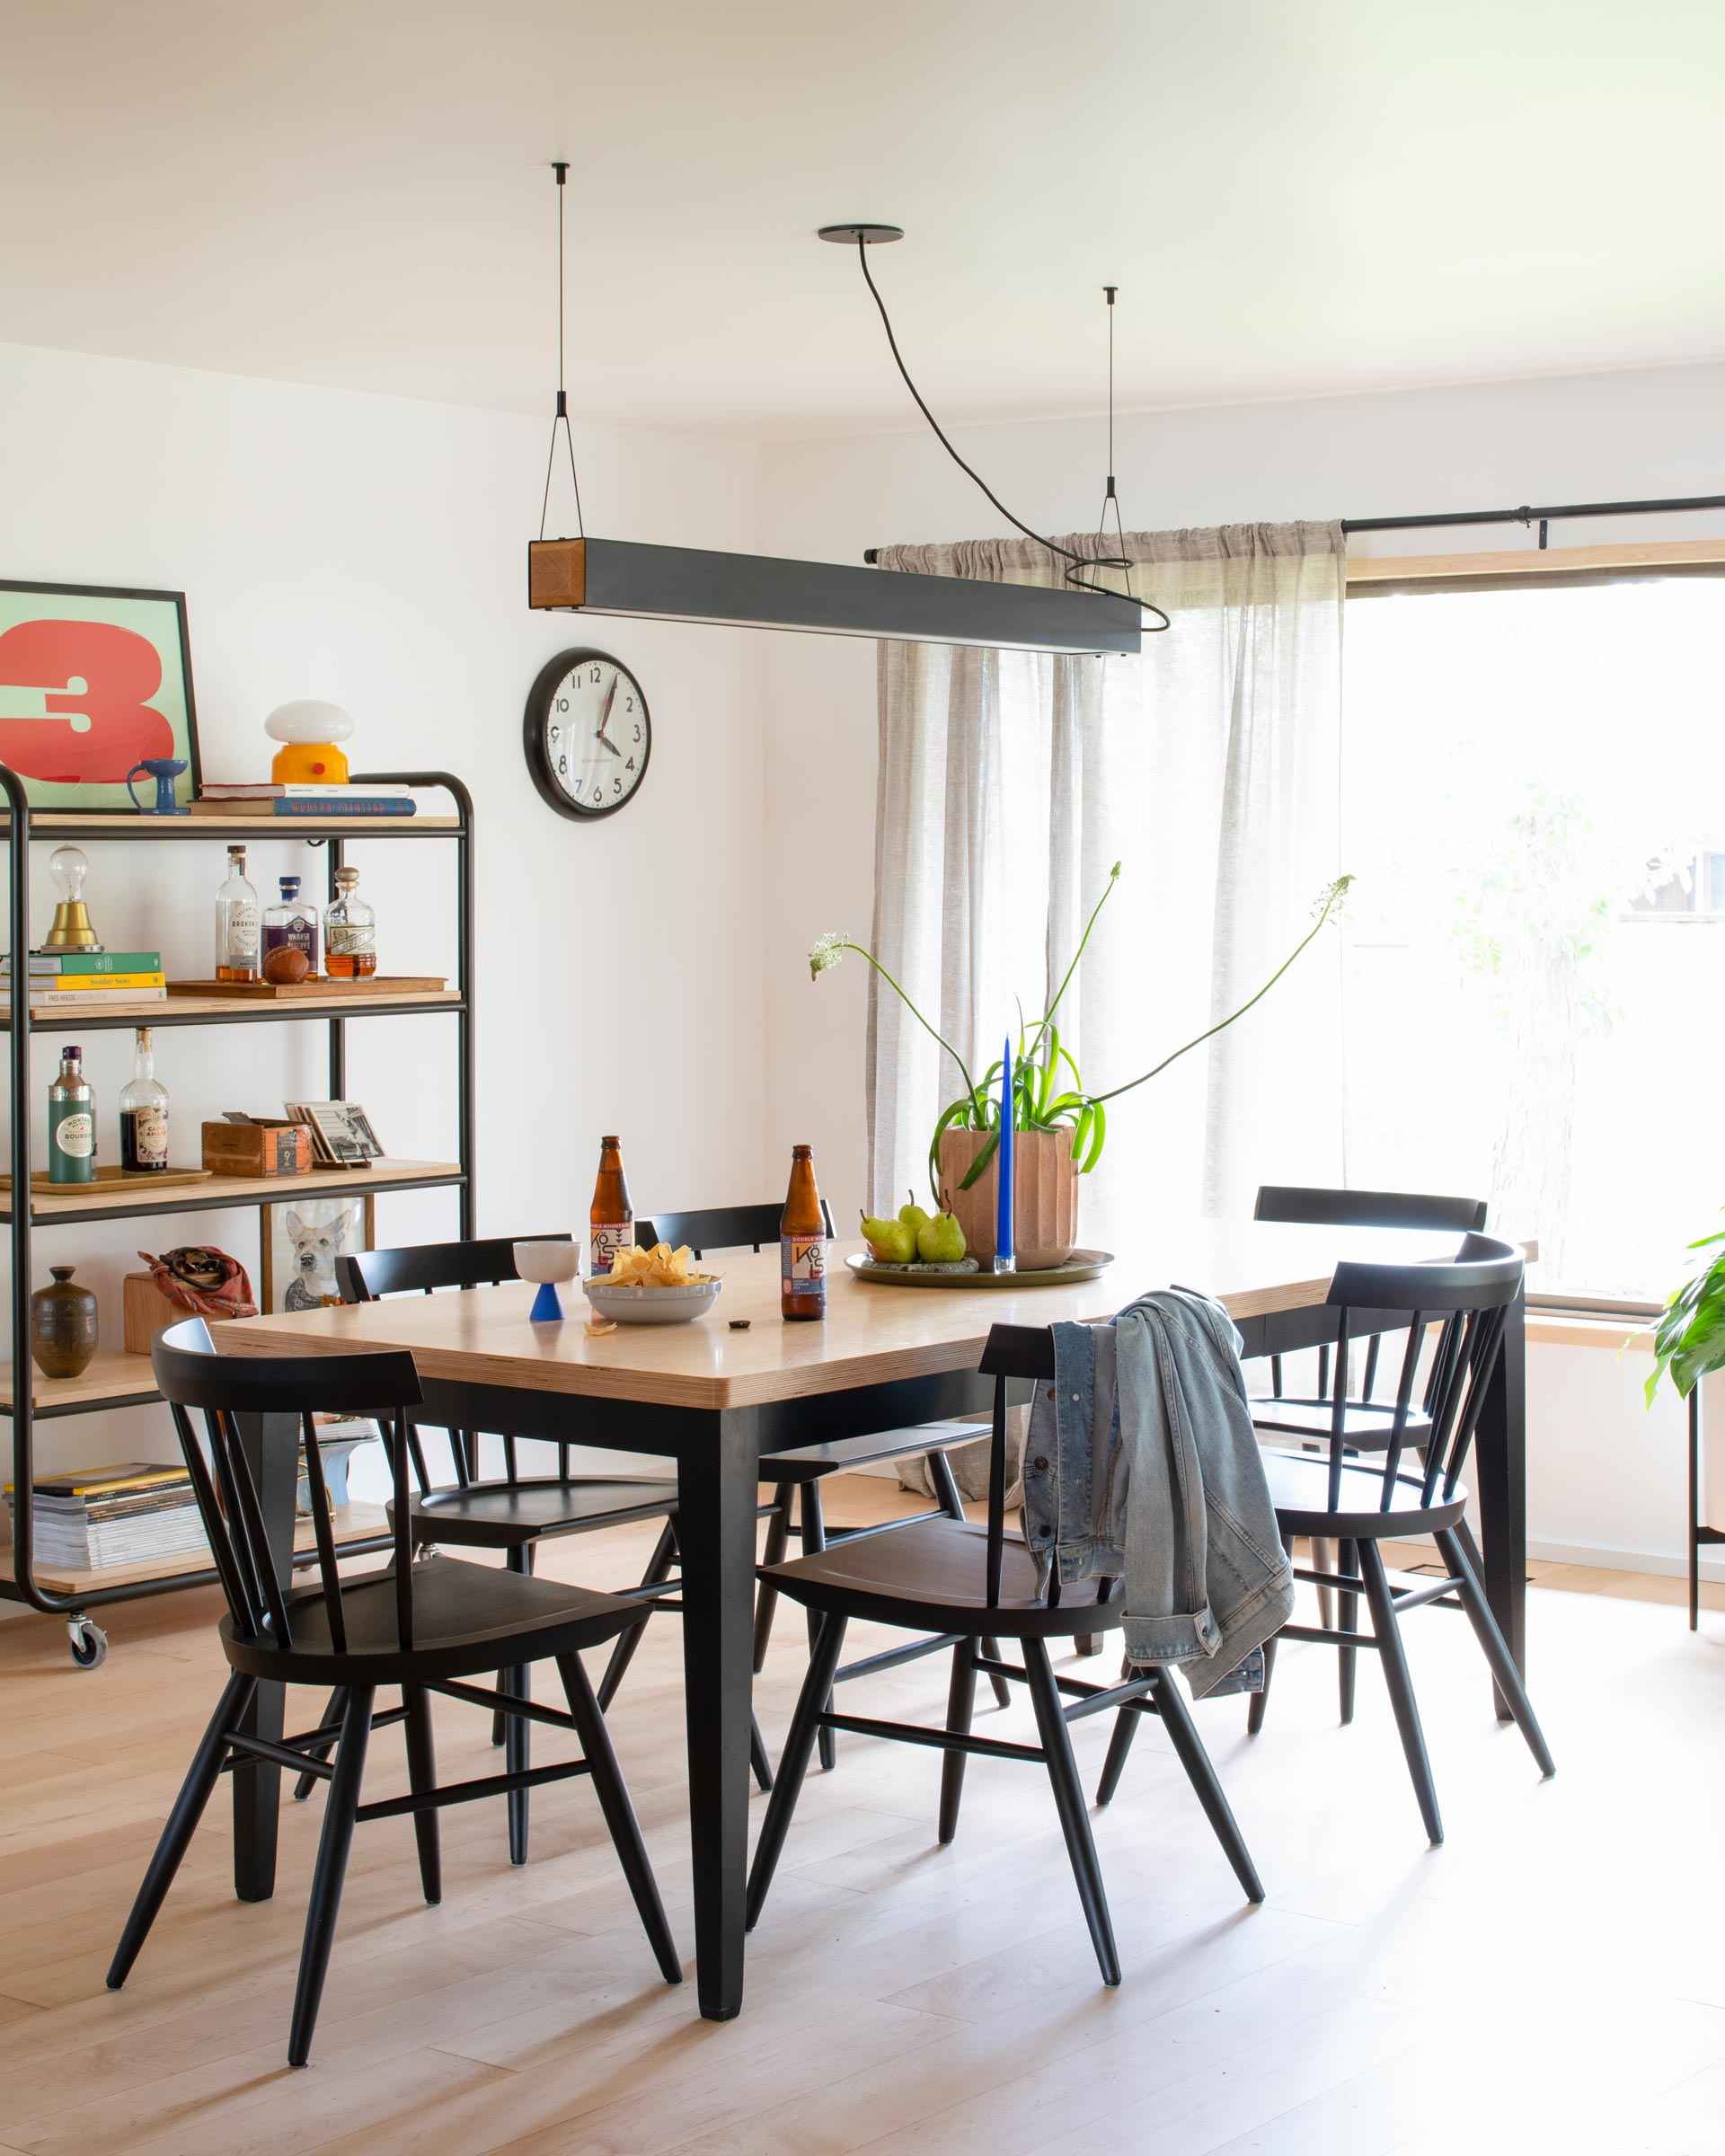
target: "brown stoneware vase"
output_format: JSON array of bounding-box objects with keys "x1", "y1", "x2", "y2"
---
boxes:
[
  {"x1": 31, "y1": 1264, "x2": 99, "y2": 1379},
  {"x1": 936, "y1": 1127, "x2": 1080, "y2": 1270}
]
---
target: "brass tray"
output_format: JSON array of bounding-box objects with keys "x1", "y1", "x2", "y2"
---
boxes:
[
  {"x1": 845, "y1": 1249, "x2": 1114, "y2": 1289},
  {"x1": 3, "y1": 1165, "x2": 214, "y2": 1196},
  {"x1": 167, "y1": 976, "x2": 447, "y2": 999}
]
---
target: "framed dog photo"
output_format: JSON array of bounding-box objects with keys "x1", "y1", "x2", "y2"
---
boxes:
[{"x1": 260, "y1": 1192, "x2": 376, "y2": 1314}]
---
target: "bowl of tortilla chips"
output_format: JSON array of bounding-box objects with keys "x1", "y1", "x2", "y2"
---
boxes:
[{"x1": 583, "y1": 1241, "x2": 723, "y2": 1325}]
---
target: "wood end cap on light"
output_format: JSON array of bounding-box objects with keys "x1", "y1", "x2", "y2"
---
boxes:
[{"x1": 528, "y1": 538, "x2": 587, "y2": 611}]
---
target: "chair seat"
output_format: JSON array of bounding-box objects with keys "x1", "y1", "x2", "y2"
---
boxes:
[
  {"x1": 219, "y1": 1553, "x2": 644, "y2": 1684},
  {"x1": 1251, "y1": 1396, "x2": 1434, "y2": 1451},
  {"x1": 760, "y1": 1515, "x2": 1123, "y2": 1639},
  {"x1": 1265, "y1": 1451, "x2": 1467, "y2": 1540},
  {"x1": 396, "y1": 1478, "x2": 678, "y2": 1549}
]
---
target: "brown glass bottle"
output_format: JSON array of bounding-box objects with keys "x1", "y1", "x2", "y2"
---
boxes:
[
  {"x1": 588, "y1": 1135, "x2": 633, "y2": 1277},
  {"x1": 780, "y1": 1144, "x2": 828, "y2": 1321}
]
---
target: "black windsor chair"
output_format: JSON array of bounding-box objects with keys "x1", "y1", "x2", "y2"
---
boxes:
[
  {"x1": 1098, "y1": 1233, "x2": 1555, "y2": 1845},
  {"x1": 743, "y1": 1321, "x2": 1264, "y2": 1986},
  {"x1": 639, "y1": 1202, "x2": 1018, "y2": 1772},
  {"x1": 291, "y1": 1233, "x2": 773, "y2": 1860},
  {"x1": 108, "y1": 1319, "x2": 679, "y2": 2069}
]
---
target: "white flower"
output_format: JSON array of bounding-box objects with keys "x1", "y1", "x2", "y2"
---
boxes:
[{"x1": 809, "y1": 932, "x2": 849, "y2": 981}]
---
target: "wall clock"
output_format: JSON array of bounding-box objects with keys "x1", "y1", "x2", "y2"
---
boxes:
[{"x1": 523, "y1": 648, "x2": 651, "y2": 819}]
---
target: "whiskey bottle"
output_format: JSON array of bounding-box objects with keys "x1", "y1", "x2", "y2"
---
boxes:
[
  {"x1": 262, "y1": 875, "x2": 319, "y2": 974},
  {"x1": 48, "y1": 1045, "x2": 96, "y2": 1186},
  {"x1": 215, "y1": 845, "x2": 261, "y2": 983},
  {"x1": 588, "y1": 1136, "x2": 633, "y2": 1277},
  {"x1": 324, "y1": 866, "x2": 376, "y2": 979},
  {"x1": 119, "y1": 1026, "x2": 170, "y2": 1172},
  {"x1": 780, "y1": 1144, "x2": 828, "y2": 1321}
]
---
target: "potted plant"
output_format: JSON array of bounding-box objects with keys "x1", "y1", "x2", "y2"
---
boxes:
[
  {"x1": 810, "y1": 866, "x2": 1353, "y2": 1268},
  {"x1": 1646, "y1": 1226, "x2": 1725, "y2": 1406}
]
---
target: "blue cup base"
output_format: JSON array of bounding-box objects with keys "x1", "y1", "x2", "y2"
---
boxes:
[{"x1": 528, "y1": 1281, "x2": 565, "y2": 1322}]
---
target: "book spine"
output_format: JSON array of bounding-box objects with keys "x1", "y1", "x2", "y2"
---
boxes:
[
  {"x1": 3, "y1": 953, "x2": 162, "y2": 975},
  {"x1": 31, "y1": 972, "x2": 165, "y2": 992},
  {"x1": 17, "y1": 988, "x2": 169, "y2": 1006},
  {"x1": 270, "y1": 798, "x2": 416, "y2": 817}
]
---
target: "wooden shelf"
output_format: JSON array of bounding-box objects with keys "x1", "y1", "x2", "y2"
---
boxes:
[
  {"x1": 0, "y1": 1500, "x2": 389, "y2": 1595},
  {"x1": 0, "y1": 1344, "x2": 166, "y2": 1416},
  {"x1": 0, "y1": 814, "x2": 460, "y2": 840},
  {"x1": 6, "y1": 1156, "x2": 463, "y2": 1224},
  {"x1": 1, "y1": 989, "x2": 463, "y2": 1030}
]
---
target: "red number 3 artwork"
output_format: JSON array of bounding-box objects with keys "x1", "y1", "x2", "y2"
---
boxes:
[{"x1": 0, "y1": 620, "x2": 176, "y2": 782}]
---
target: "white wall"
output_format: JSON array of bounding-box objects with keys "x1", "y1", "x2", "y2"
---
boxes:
[{"x1": 0, "y1": 340, "x2": 767, "y2": 1499}]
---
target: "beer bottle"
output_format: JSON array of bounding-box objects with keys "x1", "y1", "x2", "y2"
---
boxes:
[
  {"x1": 780, "y1": 1144, "x2": 828, "y2": 1321},
  {"x1": 588, "y1": 1135, "x2": 633, "y2": 1277}
]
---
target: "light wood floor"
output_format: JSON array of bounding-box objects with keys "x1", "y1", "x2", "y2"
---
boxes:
[{"x1": 2, "y1": 1480, "x2": 1723, "y2": 2156}]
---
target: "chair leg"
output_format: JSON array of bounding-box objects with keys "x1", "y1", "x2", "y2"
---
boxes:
[
  {"x1": 402, "y1": 1683, "x2": 440, "y2": 1905},
  {"x1": 1435, "y1": 1527, "x2": 1555, "y2": 1777},
  {"x1": 597, "y1": 1521, "x2": 678, "y2": 1710},
  {"x1": 1310, "y1": 1536, "x2": 1337, "y2": 1631},
  {"x1": 108, "y1": 1671, "x2": 256, "y2": 1990},
  {"x1": 749, "y1": 1711, "x2": 774, "y2": 1793},
  {"x1": 801, "y1": 1482, "x2": 837, "y2": 1772},
  {"x1": 753, "y1": 1482, "x2": 792, "y2": 1672},
  {"x1": 1337, "y1": 1538, "x2": 1359, "y2": 1724},
  {"x1": 925, "y1": 1448, "x2": 1013, "y2": 1708},
  {"x1": 1095, "y1": 1653, "x2": 1140, "y2": 1805},
  {"x1": 292, "y1": 1685, "x2": 348, "y2": 1801},
  {"x1": 1022, "y1": 1638, "x2": 1119, "y2": 1985},
  {"x1": 288, "y1": 1684, "x2": 374, "y2": 2069},
  {"x1": 502, "y1": 1545, "x2": 532, "y2": 1862},
  {"x1": 1150, "y1": 1666, "x2": 1263, "y2": 1902},
  {"x1": 1245, "y1": 1633, "x2": 1278, "y2": 1737},
  {"x1": 746, "y1": 1612, "x2": 848, "y2": 1930},
  {"x1": 938, "y1": 1639, "x2": 978, "y2": 1844},
  {"x1": 1357, "y1": 1542, "x2": 1443, "y2": 1846},
  {"x1": 555, "y1": 1652, "x2": 682, "y2": 1984}
]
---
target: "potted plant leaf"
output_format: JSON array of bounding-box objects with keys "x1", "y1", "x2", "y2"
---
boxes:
[{"x1": 1646, "y1": 1226, "x2": 1725, "y2": 1406}]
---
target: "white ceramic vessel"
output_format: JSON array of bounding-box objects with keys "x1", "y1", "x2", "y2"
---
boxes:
[{"x1": 582, "y1": 1277, "x2": 722, "y2": 1326}]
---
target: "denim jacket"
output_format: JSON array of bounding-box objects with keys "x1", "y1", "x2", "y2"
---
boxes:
[{"x1": 1020, "y1": 1288, "x2": 1293, "y2": 1698}]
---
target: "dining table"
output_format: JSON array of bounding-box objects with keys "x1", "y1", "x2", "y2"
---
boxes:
[{"x1": 217, "y1": 1216, "x2": 1527, "y2": 2022}]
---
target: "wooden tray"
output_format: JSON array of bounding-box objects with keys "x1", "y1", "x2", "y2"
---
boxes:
[
  {"x1": 0, "y1": 1165, "x2": 214, "y2": 1196},
  {"x1": 167, "y1": 976, "x2": 447, "y2": 1000},
  {"x1": 845, "y1": 1249, "x2": 1114, "y2": 1289}
]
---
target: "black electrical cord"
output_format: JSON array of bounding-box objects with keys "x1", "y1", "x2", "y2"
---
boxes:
[
  {"x1": 853, "y1": 238, "x2": 1170, "y2": 633},
  {"x1": 539, "y1": 161, "x2": 586, "y2": 543}
]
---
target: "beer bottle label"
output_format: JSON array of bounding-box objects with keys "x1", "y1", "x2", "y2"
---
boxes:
[
  {"x1": 590, "y1": 1222, "x2": 633, "y2": 1277},
  {"x1": 782, "y1": 1235, "x2": 828, "y2": 1298},
  {"x1": 53, "y1": 1109, "x2": 93, "y2": 1159}
]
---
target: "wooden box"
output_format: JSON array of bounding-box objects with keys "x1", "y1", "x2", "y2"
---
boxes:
[
  {"x1": 123, "y1": 1271, "x2": 237, "y2": 1355},
  {"x1": 201, "y1": 1120, "x2": 314, "y2": 1177}
]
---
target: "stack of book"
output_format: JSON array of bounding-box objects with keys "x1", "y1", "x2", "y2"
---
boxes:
[
  {"x1": 4, "y1": 1462, "x2": 207, "y2": 1572},
  {"x1": 0, "y1": 950, "x2": 165, "y2": 1009},
  {"x1": 193, "y1": 783, "x2": 417, "y2": 819}
]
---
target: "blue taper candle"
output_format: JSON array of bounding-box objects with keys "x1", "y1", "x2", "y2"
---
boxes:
[{"x1": 995, "y1": 1034, "x2": 1016, "y2": 1273}]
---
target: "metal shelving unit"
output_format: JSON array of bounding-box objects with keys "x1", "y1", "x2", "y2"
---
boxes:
[{"x1": 1, "y1": 765, "x2": 474, "y2": 1662}]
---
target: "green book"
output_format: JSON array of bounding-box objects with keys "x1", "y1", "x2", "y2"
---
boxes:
[{"x1": 2, "y1": 950, "x2": 163, "y2": 976}]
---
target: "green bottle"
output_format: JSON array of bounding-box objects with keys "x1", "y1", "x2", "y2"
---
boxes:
[{"x1": 49, "y1": 1045, "x2": 96, "y2": 1185}]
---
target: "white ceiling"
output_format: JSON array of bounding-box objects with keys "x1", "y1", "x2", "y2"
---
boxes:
[{"x1": 7, "y1": 0, "x2": 1724, "y2": 440}]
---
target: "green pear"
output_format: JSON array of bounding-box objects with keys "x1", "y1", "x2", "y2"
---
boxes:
[
  {"x1": 860, "y1": 1209, "x2": 917, "y2": 1265},
  {"x1": 898, "y1": 1189, "x2": 932, "y2": 1241},
  {"x1": 917, "y1": 1210, "x2": 967, "y2": 1264}
]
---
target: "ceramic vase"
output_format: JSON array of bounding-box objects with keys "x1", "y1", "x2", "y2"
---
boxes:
[
  {"x1": 936, "y1": 1127, "x2": 1080, "y2": 1270},
  {"x1": 31, "y1": 1265, "x2": 98, "y2": 1379}
]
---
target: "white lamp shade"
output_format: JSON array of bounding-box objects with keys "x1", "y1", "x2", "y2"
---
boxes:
[{"x1": 265, "y1": 700, "x2": 354, "y2": 744}]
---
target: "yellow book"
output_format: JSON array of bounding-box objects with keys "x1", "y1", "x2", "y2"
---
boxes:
[{"x1": 33, "y1": 972, "x2": 166, "y2": 992}]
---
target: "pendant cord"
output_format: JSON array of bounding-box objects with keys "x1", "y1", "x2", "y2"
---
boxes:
[
  {"x1": 852, "y1": 239, "x2": 1168, "y2": 632},
  {"x1": 540, "y1": 162, "x2": 586, "y2": 543}
]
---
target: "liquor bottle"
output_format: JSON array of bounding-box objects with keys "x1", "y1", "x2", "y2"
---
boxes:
[
  {"x1": 215, "y1": 845, "x2": 261, "y2": 983},
  {"x1": 588, "y1": 1135, "x2": 633, "y2": 1277},
  {"x1": 119, "y1": 1026, "x2": 170, "y2": 1173},
  {"x1": 48, "y1": 1045, "x2": 96, "y2": 1185},
  {"x1": 263, "y1": 875, "x2": 319, "y2": 974},
  {"x1": 781, "y1": 1144, "x2": 828, "y2": 1321},
  {"x1": 323, "y1": 866, "x2": 376, "y2": 979}
]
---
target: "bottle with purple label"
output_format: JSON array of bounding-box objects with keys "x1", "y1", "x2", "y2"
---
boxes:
[{"x1": 262, "y1": 876, "x2": 319, "y2": 975}]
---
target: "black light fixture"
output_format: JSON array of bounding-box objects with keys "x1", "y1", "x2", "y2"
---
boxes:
[{"x1": 526, "y1": 176, "x2": 1143, "y2": 657}]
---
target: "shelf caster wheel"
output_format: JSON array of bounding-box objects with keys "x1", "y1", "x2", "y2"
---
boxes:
[{"x1": 67, "y1": 1618, "x2": 109, "y2": 1669}]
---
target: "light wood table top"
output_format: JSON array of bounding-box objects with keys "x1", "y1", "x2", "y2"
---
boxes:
[{"x1": 222, "y1": 1219, "x2": 1464, "y2": 1413}]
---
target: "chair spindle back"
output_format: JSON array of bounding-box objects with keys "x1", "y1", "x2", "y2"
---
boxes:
[{"x1": 635, "y1": 1202, "x2": 836, "y2": 1261}]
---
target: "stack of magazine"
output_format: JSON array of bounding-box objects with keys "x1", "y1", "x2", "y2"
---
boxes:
[{"x1": 4, "y1": 1462, "x2": 207, "y2": 1571}]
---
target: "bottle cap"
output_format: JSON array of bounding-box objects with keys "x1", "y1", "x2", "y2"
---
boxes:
[
  {"x1": 279, "y1": 876, "x2": 301, "y2": 898},
  {"x1": 792, "y1": 1144, "x2": 812, "y2": 1157},
  {"x1": 61, "y1": 1045, "x2": 81, "y2": 1060},
  {"x1": 601, "y1": 1135, "x2": 621, "y2": 1147}
]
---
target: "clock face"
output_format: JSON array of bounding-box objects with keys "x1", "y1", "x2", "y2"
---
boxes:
[{"x1": 524, "y1": 649, "x2": 650, "y2": 820}]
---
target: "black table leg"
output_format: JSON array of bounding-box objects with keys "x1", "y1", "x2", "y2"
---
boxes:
[
  {"x1": 1473, "y1": 1282, "x2": 1527, "y2": 1722},
  {"x1": 676, "y1": 1407, "x2": 760, "y2": 2020},
  {"x1": 232, "y1": 1409, "x2": 299, "y2": 1900}
]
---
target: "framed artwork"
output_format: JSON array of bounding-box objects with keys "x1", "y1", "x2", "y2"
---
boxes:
[
  {"x1": 0, "y1": 580, "x2": 201, "y2": 811},
  {"x1": 283, "y1": 1100, "x2": 386, "y2": 1169},
  {"x1": 260, "y1": 1192, "x2": 376, "y2": 1315}
]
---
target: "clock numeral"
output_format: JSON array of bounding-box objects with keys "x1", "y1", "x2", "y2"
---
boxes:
[
  {"x1": 613, "y1": 777, "x2": 623, "y2": 794},
  {"x1": 625, "y1": 756, "x2": 636, "y2": 771},
  {"x1": 589, "y1": 666, "x2": 602, "y2": 683},
  {"x1": 624, "y1": 696, "x2": 634, "y2": 711},
  {"x1": 555, "y1": 696, "x2": 568, "y2": 712},
  {"x1": 593, "y1": 786, "x2": 604, "y2": 803},
  {"x1": 632, "y1": 725, "x2": 641, "y2": 742}
]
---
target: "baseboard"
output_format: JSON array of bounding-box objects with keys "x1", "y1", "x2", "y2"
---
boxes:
[{"x1": 1527, "y1": 1537, "x2": 1725, "y2": 1585}]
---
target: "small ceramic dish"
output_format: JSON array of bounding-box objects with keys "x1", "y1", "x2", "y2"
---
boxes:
[
  {"x1": 583, "y1": 1276, "x2": 723, "y2": 1326},
  {"x1": 514, "y1": 1240, "x2": 580, "y2": 1321}
]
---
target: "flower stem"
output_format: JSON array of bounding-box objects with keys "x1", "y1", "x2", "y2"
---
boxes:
[
  {"x1": 1027, "y1": 862, "x2": 1119, "y2": 1066},
  {"x1": 834, "y1": 942, "x2": 978, "y2": 1103}
]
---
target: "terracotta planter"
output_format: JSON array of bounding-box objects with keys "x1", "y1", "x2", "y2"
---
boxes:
[{"x1": 936, "y1": 1127, "x2": 1079, "y2": 1270}]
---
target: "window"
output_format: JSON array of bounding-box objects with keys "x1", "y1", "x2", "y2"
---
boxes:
[{"x1": 1340, "y1": 566, "x2": 1725, "y2": 1304}]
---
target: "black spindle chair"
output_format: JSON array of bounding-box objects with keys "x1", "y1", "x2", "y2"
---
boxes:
[
  {"x1": 743, "y1": 1321, "x2": 1263, "y2": 1984},
  {"x1": 295, "y1": 1233, "x2": 773, "y2": 1858},
  {"x1": 108, "y1": 1319, "x2": 679, "y2": 2069},
  {"x1": 639, "y1": 1204, "x2": 1017, "y2": 1772},
  {"x1": 1099, "y1": 1234, "x2": 1554, "y2": 1845}
]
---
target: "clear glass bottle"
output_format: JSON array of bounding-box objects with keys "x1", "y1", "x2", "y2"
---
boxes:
[
  {"x1": 119, "y1": 1026, "x2": 170, "y2": 1173},
  {"x1": 262, "y1": 874, "x2": 319, "y2": 975},
  {"x1": 215, "y1": 844, "x2": 261, "y2": 982},
  {"x1": 48, "y1": 1045, "x2": 96, "y2": 1186},
  {"x1": 323, "y1": 866, "x2": 376, "y2": 979}
]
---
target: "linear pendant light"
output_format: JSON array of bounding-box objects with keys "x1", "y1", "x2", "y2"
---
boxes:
[{"x1": 526, "y1": 179, "x2": 1142, "y2": 658}]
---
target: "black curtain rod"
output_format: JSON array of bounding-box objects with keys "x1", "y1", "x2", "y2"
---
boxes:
[{"x1": 862, "y1": 490, "x2": 1725, "y2": 563}]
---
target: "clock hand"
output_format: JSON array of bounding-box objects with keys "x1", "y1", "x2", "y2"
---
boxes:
[
  {"x1": 595, "y1": 674, "x2": 620, "y2": 742},
  {"x1": 594, "y1": 733, "x2": 623, "y2": 759}
]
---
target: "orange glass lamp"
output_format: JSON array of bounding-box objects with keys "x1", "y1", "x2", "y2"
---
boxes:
[{"x1": 264, "y1": 700, "x2": 353, "y2": 785}]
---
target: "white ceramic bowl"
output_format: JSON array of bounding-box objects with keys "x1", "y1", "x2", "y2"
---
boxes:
[
  {"x1": 583, "y1": 1276, "x2": 722, "y2": 1326},
  {"x1": 513, "y1": 1240, "x2": 581, "y2": 1287}
]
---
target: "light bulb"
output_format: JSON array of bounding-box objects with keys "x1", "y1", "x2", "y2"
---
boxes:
[
  {"x1": 265, "y1": 700, "x2": 354, "y2": 744},
  {"x1": 49, "y1": 846, "x2": 89, "y2": 902}
]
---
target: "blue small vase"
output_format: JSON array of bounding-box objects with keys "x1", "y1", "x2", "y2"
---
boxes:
[{"x1": 528, "y1": 1280, "x2": 564, "y2": 1322}]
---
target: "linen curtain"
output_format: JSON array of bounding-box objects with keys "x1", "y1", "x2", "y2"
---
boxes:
[{"x1": 868, "y1": 522, "x2": 1346, "y2": 1236}]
